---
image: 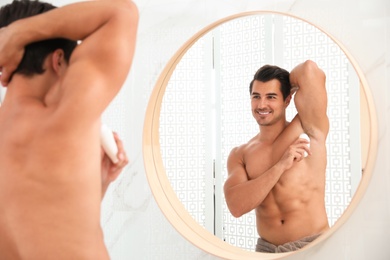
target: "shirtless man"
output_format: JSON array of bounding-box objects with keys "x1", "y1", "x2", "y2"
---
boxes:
[
  {"x1": 0, "y1": 0, "x2": 138, "y2": 259},
  {"x1": 224, "y1": 60, "x2": 329, "y2": 253}
]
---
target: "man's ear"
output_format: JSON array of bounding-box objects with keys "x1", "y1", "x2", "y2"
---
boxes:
[
  {"x1": 51, "y1": 49, "x2": 66, "y2": 75},
  {"x1": 284, "y1": 94, "x2": 292, "y2": 107}
]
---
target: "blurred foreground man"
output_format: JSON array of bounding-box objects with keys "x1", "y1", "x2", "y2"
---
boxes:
[{"x1": 0, "y1": 0, "x2": 138, "y2": 258}]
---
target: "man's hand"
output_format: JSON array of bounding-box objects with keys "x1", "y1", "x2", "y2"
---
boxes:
[
  {"x1": 0, "y1": 26, "x2": 24, "y2": 86},
  {"x1": 278, "y1": 137, "x2": 311, "y2": 171},
  {"x1": 100, "y1": 132, "x2": 129, "y2": 198}
]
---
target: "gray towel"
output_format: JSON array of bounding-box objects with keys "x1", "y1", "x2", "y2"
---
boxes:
[{"x1": 255, "y1": 233, "x2": 321, "y2": 253}]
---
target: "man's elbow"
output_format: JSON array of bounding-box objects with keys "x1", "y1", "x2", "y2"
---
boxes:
[
  {"x1": 230, "y1": 209, "x2": 245, "y2": 218},
  {"x1": 126, "y1": 1, "x2": 139, "y2": 20},
  {"x1": 224, "y1": 182, "x2": 249, "y2": 218},
  {"x1": 119, "y1": 0, "x2": 139, "y2": 11},
  {"x1": 302, "y1": 60, "x2": 325, "y2": 80},
  {"x1": 226, "y1": 200, "x2": 246, "y2": 218},
  {"x1": 114, "y1": 0, "x2": 139, "y2": 22}
]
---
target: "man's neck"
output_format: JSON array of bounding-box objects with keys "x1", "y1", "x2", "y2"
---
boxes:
[
  {"x1": 5, "y1": 74, "x2": 56, "y2": 106},
  {"x1": 258, "y1": 119, "x2": 289, "y2": 143}
]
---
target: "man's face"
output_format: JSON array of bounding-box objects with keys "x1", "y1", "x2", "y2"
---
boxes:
[{"x1": 250, "y1": 79, "x2": 289, "y2": 126}]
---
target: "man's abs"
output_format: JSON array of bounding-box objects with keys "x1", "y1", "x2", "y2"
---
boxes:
[{"x1": 256, "y1": 194, "x2": 329, "y2": 245}]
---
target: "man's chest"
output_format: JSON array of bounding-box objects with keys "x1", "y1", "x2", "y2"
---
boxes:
[
  {"x1": 243, "y1": 145, "x2": 309, "y2": 186},
  {"x1": 243, "y1": 143, "x2": 283, "y2": 179}
]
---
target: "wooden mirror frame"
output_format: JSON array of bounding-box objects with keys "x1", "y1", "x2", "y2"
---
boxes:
[{"x1": 143, "y1": 11, "x2": 378, "y2": 259}]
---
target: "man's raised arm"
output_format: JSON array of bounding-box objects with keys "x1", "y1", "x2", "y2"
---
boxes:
[
  {"x1": 0, "y1": 0, "x2": 139, "y2": 121},
  {"x1": 289, "y1": 60, "x2": 329, "y2": 137}
]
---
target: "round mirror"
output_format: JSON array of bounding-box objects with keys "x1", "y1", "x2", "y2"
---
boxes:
[{"x1": 143, "y1": 11, "x2": 377, "y2": 259}]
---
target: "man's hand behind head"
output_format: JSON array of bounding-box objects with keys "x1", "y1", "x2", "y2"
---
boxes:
[{"x1": 0, "y1": 26, "x2": 25, "y2": 86}]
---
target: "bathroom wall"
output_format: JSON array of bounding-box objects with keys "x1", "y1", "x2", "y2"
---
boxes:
[
  {"x1": 103, "y1": 0, "x2": 389, "y2": 259},
  {"x1": 1, "y1": 0, "x2": 388, "y2": 259}
]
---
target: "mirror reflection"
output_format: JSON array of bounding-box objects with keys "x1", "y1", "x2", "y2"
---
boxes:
[{"x1": 158, "y1": 13, "x2": 363, "y2": 252}]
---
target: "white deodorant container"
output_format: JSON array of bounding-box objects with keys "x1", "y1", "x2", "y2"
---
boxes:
[
  {"x1": 100, "y1": 124, "x2": 119, "y2": 164},
  {"x1": 299, "y1": 133, "x2": 310, "y2": 158},
  {"x1": 0, "y1": 86, "x2": 6, "y2": 105}
]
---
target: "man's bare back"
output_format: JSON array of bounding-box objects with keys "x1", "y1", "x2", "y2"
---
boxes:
[
  {"x1": 0, "y1": 97, "x2": 105, "y2": 258},
  {"x1": 224, "y1": 61, "x2": 329, "y2": 251},
  {"x1": 0, "y1": 0, "x2": 138, "y2": 258}
]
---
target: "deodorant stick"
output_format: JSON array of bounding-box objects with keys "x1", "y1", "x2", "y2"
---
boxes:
[
  {"x1": 100, "y1": 124, "x2": 119, "y2": 164},
  {"x1": 299, "y1": 133, "x2": 310, "y2": 158}
]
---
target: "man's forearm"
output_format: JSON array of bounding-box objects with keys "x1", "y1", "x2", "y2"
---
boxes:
[
  {"x1": 225, "y1": 163, "x2": 285, "y2": 218},
  {"x1": 8, "y1": 0, "x2": 136, "y2": 47},
  {"x1": 289, "y1": 62, "x2": 305, "y2": 90}
]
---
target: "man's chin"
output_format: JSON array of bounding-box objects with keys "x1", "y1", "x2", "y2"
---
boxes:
[{"x1": 258, "y1": 121, "x2": 272, "y2": 127}]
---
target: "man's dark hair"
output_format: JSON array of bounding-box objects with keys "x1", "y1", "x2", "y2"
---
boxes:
[
  {"x1": 0, "y1": 0, "x2": 77, "y2": 76},
  {"x1": 249, "y1": 65, "x2": 291, "y2": 100}
]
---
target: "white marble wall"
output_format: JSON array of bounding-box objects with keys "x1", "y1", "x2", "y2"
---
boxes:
[
  {"x1": 1, "y1": 0, "x2": 388, "y2": 259},
  {"x1": 104, "y1": 0, "x2": 390, "y2": 259}
]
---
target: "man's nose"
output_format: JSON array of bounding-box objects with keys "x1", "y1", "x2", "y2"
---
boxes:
[{"x1": 257, "y1": 98, "x2": 267, "y2": 108}]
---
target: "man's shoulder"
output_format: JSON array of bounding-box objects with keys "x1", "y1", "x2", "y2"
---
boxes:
[
  {"x1": 228, "y1": 143, "x2": 246, "y2": 160},
  {"x1": 234, "y1": 136, "x2": 257, "y2": 150},
  {"x1": 229, "y1": 136, "x2": 261, "y2": 158}
]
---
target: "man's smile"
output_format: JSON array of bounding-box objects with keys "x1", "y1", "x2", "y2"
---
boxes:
[{"x1": 257, "y1": 110, "x2": 272, "y2": 115}]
